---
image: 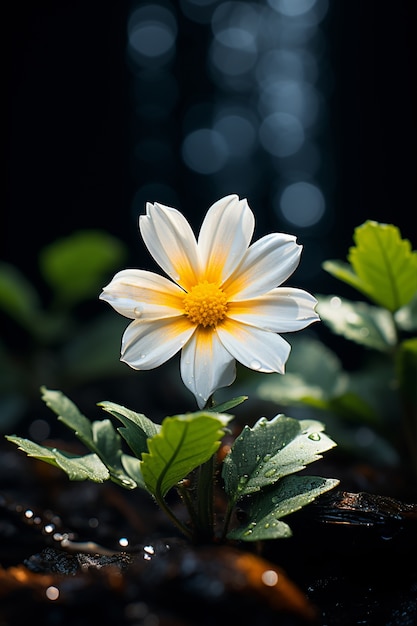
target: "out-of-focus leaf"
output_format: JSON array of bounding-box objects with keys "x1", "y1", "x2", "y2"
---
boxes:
[
  {"x1": 316, "y1": 295, "x2": 397, "y2": 351},
  {"x1": 0, "y1": 262, "x2": 42, "y2": 331},
  {"x1": 39, "y1": 230, "x2": 127, "y2": 306},
  {"x1": 395, "y1": 294, "x2": 417, "y2": 332},
  {"x1": 323, "y1": 221, "x2": 417, "y2": 312},
  {"x1": 222, "y1": 415, "x2": 337, "y2": 504},
  {"x1": 4, "y1": 436, "x2": 110, "y2": 482},
  {"x1": 141, "y1": 412, "x2": 231, "y2": 497},
  {"x1": 61, "y1": 314, "x2": 130, "y2": 382},
  {"x1": 254, "y1": 337, "x2": 346, "y2": 405},
  {"x1": 227, "y1": 475, "x2": 339, "y2": 541}
]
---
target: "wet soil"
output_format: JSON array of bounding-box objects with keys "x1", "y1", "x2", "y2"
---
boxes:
[{"x1": 1, "y1": 438, "x2": 416, "y2": 626}]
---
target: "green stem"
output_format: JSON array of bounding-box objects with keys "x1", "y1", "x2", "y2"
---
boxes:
[
  {"x1": 220, "y1": 500, "x2": 235, "y2": 542},
  {"x1": 196, "y1": 455, "x2": 215, "y2": 541},
  {"x1": 154, "y1": 492, "x2": 193, "y2": 542},
  {"x1": 177, "y1": 481, "x2": 200, "y2": 530}
]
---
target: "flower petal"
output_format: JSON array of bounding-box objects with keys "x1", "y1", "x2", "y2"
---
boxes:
[
  {"x1": 198, "y1": 195, "x2": 255, "y2": 284},
  {"x1": 224, "y1": 233, "x2": 302, "y2": 300},
  {"x1": 100, "y1": 269, "x2": 186, "y2": 319},
  {"x1": 139, "y1": 202, "x2": 201, "y2": 290},
  {"x1": 217, "y1": 319, "x2": 291, "y2": 374},
  {"x1": 121, "y1": 317, "x2": 195, "y2": 369},
  {"x1": 181, "y1": 328, "x2": 236, "y2": 408},
  {"x1": 227, "y1": 288, "x2": 320, "y2": 332}
]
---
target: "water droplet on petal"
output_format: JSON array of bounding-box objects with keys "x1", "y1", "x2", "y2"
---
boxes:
[
  {"x1": 134, "y1": 306, "x2": 142, "y2": 317},
  {"x1": 264, "y1": 467, "x2": 277, "y2": 478},
  {"x1": 308, "y1": 432, "x2": 321, "y2": 441},
  {"x1": 250, "y1": 359, "x2": 262, "y2": 370}
]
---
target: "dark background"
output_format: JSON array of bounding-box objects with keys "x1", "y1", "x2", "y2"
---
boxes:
[{"x1": 6, "y1": 0, "x2": 416, "y2": 276}]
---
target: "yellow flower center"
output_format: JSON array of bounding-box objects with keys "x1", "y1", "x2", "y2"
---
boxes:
[{"x1": 183, "y1": 281, "x2": 228, "y2": 327}]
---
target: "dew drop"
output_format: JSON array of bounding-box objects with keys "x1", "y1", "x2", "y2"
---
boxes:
[
  {"x1": 261, "y1": 570, "x2": 279, "y2": 586},
  {"x1": 46, "y1": 586, "x2": 60, "y2": 601},
  {"x1": 308, "y1": 432, "x2": 321, "y2": 441},
  {"x1": 264, "y1": 467, "x2": 276, "y2": 478},
  {"x1": 133, "y1": 306, "x2": 142, "y2": 317},
  {"x1": 250, "y1": 360, "x2": 262, "y2": 370},
  {"x1": 44, "y1": 524, "x2": 55, "y2": 534},
  {"x1": 263, "y1": 454, "x2": 272, "y2": 463},
  {"x1": 237, "y1": 475, "x2": 249, "y2": 491}
]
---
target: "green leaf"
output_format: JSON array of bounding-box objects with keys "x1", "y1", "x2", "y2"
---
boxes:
[
  {"x1": 141, "y1": 412, "x2": 231, "y2": 498},
  {"x1": 98, "y1": 400, "x2": 160, "y2": 459},
  {"x1": 5, "y1": 436, "x2": 110, "y2": 482},
  {"x1": 323, "y1": 221, "x2": 417, "y2": 312},
  {"x1": 121, "y1": 453, "x2": 147, "y2": 490},
  {"x1": 209, "y1": 396, "x2": 248, "y2": 414},
  {"x1": 222, "y1": 415, "x2": 337, "y2": 502},
  {"x1": 41, "y1": 387, "x2": 137, "y2": 489},
  {"x1": 39, "y1": 230, "x2": 127, "y2": 306},
  {"x1": 316, "y1": 295, "x2": 397, "y2": 351},
  {"x1": 222, "y1": 415, "x2": 337, "y2": 503},
  {"x1": 227, "y1": 475, "x2": 339, "y2": 541},
  {"x1": 41, "y1": 386, "x2": 94, "y2": 443}
]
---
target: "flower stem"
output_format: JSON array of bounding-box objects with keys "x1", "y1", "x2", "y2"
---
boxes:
[
  {"x1": 195, "y1": 455, "x2": 215, "y2": 541},
  {"x1": 154, "y1": 492, "x2": 193, "y2": 542},
  {"x1": 220, "y1": 500, "x2": 235, "y2": 541}
]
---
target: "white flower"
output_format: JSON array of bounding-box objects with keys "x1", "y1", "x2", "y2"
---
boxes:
[{"x1": 100, "y1": 195, "x2": 319, "y2": 408}]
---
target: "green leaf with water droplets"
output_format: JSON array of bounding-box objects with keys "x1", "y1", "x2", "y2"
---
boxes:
[
  {"x1": 5, "y1": 436, "x2": 110, "y2": 482},
  {"x1": 316, "y1": 295, "x2": 397, "y2": 352},
  {"x1": 141, "y1": 412, "x2": 231, "y2": 498},
  {"x1": 222, "y1": 414, "x2": 337, "y2": 504},
  {"x1": 227, "y1": 475, "x2": 340, "y2": 541},
  {"x1": 323, "y1": 221, "x2": 417, "y2": 312}
]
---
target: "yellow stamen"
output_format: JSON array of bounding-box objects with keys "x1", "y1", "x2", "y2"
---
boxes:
[{"x1": 183, "y1": 281, "x2": 228, "y2": 327}]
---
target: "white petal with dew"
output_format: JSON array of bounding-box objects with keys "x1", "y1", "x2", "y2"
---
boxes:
[
  {"x1": 198, "y1": 195, "x2": 255, "y2": 284},
  {"x1": 181, "y1": 328, "x2": 236, "y2": 408},
  {"x1": 227, "y1": 288, "x2": 319, "y2": 332},
  {"x1": 121, "y1": 317, "x2": 195, "y2": 370},
  {"x1": 139, "y1": 202, "x2": 201, "y2": 290},
  {"x1": 224, "y1": 233, "x2": 301, "y2": 300},
  {"x1": 100, "y1": 269, "x2": 186, "y2": 319},
  {"x1": 217, "y1": 319, "x2": 291, "y2": 374}
]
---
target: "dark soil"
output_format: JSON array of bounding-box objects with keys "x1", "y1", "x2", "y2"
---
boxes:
[{"x1": 1, "y1": 433, "x2": 416, "y2": 626}]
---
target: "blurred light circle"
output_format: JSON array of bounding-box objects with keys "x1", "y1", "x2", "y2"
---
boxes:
[
  {"x1": 128, "y1": 5, "x2": 177, "y2": 65},
  {"x1": 259, "y1": 112, "x2": 304, "y2": 157},
  {"x1": 182, "y1": 128, "x2": 229, "y2": 174},
  {"x1": 268, "y1": 0, "x2": 317, "y2": 17},
  {"x1": 256, "y1": 50, "x2": 305, "y2": 85},
  {"x1": 212, "y1": 1, "x2": 260, "y2": 34},
  {"x1": 278, "y1": 181, "x2": 325, "y2": 226},
  {"x1": 258, "y1": 79, "x2": 320, "y2": 127},
  {"x1": 209, "y1": 38, "x2": 257, "y2": 76},
  {"x1": 213, "y1": 113, "x2": 257, "y2": 156}
]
